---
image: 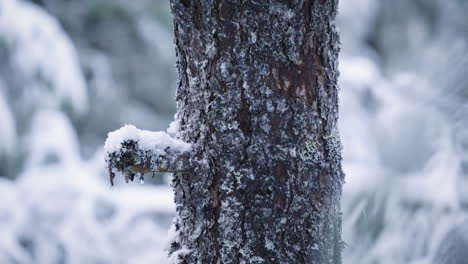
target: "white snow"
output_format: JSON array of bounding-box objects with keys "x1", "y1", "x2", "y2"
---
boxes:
[
  {"x1": 0, "y1": 86, "x2": 16, "y2": 156},
  {"x1": 0, "y1": 0, "x2": 466, "y2": 263},
  {"x1": 164, "y1": 220, "x2": 178, "y2": 250},
  {"x1": 2, "y1": 153, "x2": 176, "y2": 264},
  {"x1": 338, "y1": 15, "x2": 467, "y2": 264},
  {"x1": 167, "y1": 246, "x2": 191, "y2": 264},
  {"x1": 0, "y1": 0, "x2": 88, "y2": 115},
  {"x1": 25, "y1": 110, "x2": 81, "y2": 169},
  {"x1": 0, "y1": 1, "x2": 179, "y2": 263},
  {"x1": 104, "y1": 124, "x2": 191, "y2": 154},
  {"x1": 166, "y1": 118, "x2": 181, "y2": 135}
]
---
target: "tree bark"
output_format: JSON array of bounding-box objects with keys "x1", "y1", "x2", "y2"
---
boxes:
[
  {"x1": 168, "y1": 1, "x2": 343, "y2": 263},
  {"x1": 105, "y1": 1, "x2": 343, "y2": 263}
]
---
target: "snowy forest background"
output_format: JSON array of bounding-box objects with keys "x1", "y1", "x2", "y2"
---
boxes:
[{"x1": 1, "y1": 0, "x2": 467, "y2": 263}]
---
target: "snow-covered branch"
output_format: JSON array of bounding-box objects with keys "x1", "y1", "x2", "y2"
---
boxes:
[{"x1": 104, "y1": 125, "x2": 191, "y2": 186}]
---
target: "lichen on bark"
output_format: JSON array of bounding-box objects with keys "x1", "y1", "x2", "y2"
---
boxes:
[
  {"x1": 106, "y1": 0, "x2": 344, "y2": 263},
  {"x1": 167, "y1": 0, "x2": 344, "y2": 263}
]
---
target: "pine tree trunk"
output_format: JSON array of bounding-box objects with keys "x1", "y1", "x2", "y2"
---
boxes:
[{"x1": 168, "y1": 1, "x2": 343, "y2": 263}]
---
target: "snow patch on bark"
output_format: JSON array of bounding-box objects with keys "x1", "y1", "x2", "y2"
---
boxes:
[
  {"x1": 104, "y1": 125, "x2": 191, "y2": 155},
  {"x1": 167, "y1": 246, "x2": 191, "y2": 264},
  {"x1": 165, "y1": 218, "x2": 192, "y2": 264},
  {"x1": 166, "y1": 119, "x2": 181, "y2": 135},
  {"x1": 104, "y1": 125, "x2": 191, "y2": 185}
]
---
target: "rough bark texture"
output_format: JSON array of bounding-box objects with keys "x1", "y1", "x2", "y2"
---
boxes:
[{"x1": 168, "y1": 0, "x2": 343, "y2": 263}]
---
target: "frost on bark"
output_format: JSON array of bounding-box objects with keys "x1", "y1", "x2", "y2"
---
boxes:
[
  {"x1": 106, "y1": 0, "x2": 343, "y2": 263},
  {"x1": 105, "y1": 125, "x2": 191, "y2": 186}
]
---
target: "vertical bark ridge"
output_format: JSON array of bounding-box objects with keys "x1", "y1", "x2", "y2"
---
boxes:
[{"x1": 169, "y1": 0, "x2": 343, "y2": 263}]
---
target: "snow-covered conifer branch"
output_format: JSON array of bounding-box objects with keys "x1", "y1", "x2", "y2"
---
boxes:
[{"x1": 104, "y1": 125, "x2": 191, "y2": 186}]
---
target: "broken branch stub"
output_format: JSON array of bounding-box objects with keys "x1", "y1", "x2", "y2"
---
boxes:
[{"x1": 104, "y1": 125, "x2": 191, "y2": 186}]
